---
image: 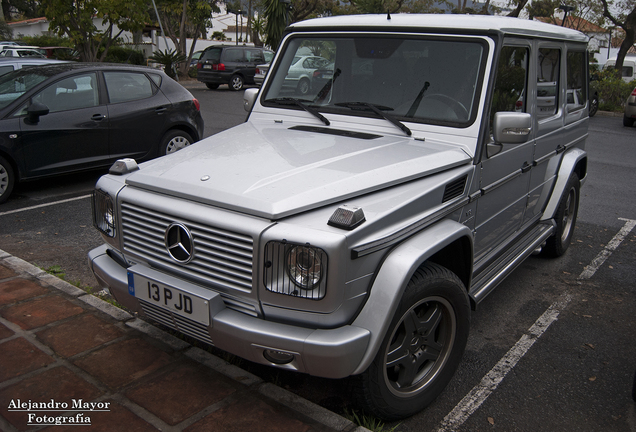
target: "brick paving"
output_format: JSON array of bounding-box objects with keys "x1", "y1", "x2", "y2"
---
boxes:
[{"x1": 0, "y1": 250, "x2": 363, "y2": 432}]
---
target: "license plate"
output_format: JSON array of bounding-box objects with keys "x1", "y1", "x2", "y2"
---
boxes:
[
  {"x1": 128, "y1": 273, "x2": 210, "y2": 325},
  {"x1": 203, "y1": 64, "x2": 211, "y2": 69}
]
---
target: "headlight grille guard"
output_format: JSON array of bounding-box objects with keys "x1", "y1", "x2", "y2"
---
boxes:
[
  {"x1": 92, "y1": 189, "x2": 116, "y2": 238},
  {"x1": 263, "y1": 241, "x2": 328, "y2": 300}
]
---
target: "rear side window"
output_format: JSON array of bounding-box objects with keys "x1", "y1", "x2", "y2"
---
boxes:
[
  {"x1": 0, "y1": 65, "x2": 14, "y2": 76},
  {"x1": 222, "y1": 49, "x2": 244, "y2": 62},
  {"x1": 104, "y1": 71, "x2": 154, "y2": 103},
  {"x1": 537, "y1": 48, "x2": 560, "y2": 118},
  {"x1": 566, "y1": 51, "x2": 586, "y2": 112},
  {"x1": 201, "y1": 48, "x2": 222, "y2": 62},
  {"x1": 247, "y1": 49, "x2": 264, "y2": 63}
]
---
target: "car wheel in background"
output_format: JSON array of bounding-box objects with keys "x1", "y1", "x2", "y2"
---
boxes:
[
  {"x1": 229, "y1": 75, "x2": 244, "y2": 91},
  {"x1": 161, "y1": 130, "x2": 193, "y2": 155},
  {"x1": 623, "y1": 116, "x2": 635, "y2": 127},
  {"x1": 297, "y1": 78, "x2": 310, "y2": 95},
  {"x1": 0, "y1": 155, "x2": 15, "y2": 204},
  {"x1": 589, "y1": 92, "x2": 598, "y2": 117},
  {"x1": 206, "y1": 83, "x2": 219, "y2": 90}
]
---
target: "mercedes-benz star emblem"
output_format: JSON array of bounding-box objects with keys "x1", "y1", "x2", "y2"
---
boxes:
[{"x1": 165, "y1": 223, "x2": 195, "y2": 264}]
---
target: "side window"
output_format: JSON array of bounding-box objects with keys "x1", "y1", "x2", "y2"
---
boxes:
[
  {"x1": 566, "y1": 51, "x2": 586, "y2": 112},
  {"x1": 247, "y1": 49, "x2": 264, "y2": 63},
  {"x1": 490, "y1": 46, "x2": 528, "y2": 134},
  {"x1": 264, "y1": 51, "x2": 274, "y2": 63},
  {"x1": 31, "y1": 72, "x2": 99, "y2": 113},
  {"x1": 223, "y1": 49, "x2": 244, "y2": 63},
  {"x1": 537, "y1": 48, "x2": 560, "y2": 118},
  {"x1": 104, "y1": 72, "x2": 154, "y2": 103}
]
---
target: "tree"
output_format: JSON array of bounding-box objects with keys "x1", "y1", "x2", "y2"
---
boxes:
[
  {"x1": 601, "y1": 0, "x2": 636, "y2": 72},
  {"x1": 155, "y1": 0, "x2": 218, "y2": 75},
  {"x1": 42, "y1": 0, "x2": 149, "y2": 62}
]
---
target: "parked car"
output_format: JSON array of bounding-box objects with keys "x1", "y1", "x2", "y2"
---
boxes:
[
  {"x1": 283, "y1": 55, "x2": 330, "y2": 94},
  {"x1": 196, "y1": 45, "x2": 274, "y2": 91},
  {"x1": 0, "y1": 63, "x2": 204, "y2": 203},
  {"x1": 624, "y1": 86, "x2": 636, "y2": 127},
  {"x1": 254, "y1": 63, "x2": 270, "y2": 86},
  {"x1": 38, "y1": 46, "x2": 79, "y2": 60},
  {"x1": 189, "y1": 50, "x2": 203, "y2": 67},
  {"x1": 0, "y1": 58, "x2": 68, "y2": 76},
  {"x1": 89, "y1": 14, "x2": 589, "y2": 421},
  {"x1": 604, "y1": 56, "x2": 636, "y2": 83},
  {"x1": 0, "y1": 47, "x2": 45, "y2": 58}
]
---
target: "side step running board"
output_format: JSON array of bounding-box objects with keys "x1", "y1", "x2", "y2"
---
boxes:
[{"x1": 470, "y1": 221, "x2": 556, "y2": 305}]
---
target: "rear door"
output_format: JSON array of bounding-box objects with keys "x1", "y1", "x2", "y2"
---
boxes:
[
  {"x1": 104, "y1": 70, "x2": 171, "y2": 160},
  {"x1": 18, "y1": 71, "x2": 110, "y2": 177}
]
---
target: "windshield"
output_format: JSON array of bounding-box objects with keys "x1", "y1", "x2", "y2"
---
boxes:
[
  {"x1": 263, "y1": 35, "x2": 487, "y2": 126},
  {"x1": 0, "y1": 68, "x2": 49, "y2": 109}
]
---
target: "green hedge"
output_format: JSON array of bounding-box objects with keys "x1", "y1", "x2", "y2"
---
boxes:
[
  {"x1": 102, "y1": 46, "x2": 145, "y2": 65},
  {"x1": 593, "y1": 68, "x2": 636, "y2": 112}
]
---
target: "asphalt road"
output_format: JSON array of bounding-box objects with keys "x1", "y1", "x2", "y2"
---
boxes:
[{"x1": 0, "y1": 85, "x2": 634, "y2": 431}]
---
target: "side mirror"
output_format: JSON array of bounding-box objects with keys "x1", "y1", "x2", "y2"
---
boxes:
[
  {"x1": 24, "y1": 101, "x2": 49, "y2": 125},
  {"x1": 243, "y1": 88, "x2": 258, "y2": 112},
  {"x1": 492, "y1": 112, "x2": 532, "y2": 144}
]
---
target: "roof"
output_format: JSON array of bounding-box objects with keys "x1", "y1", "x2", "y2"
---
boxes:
[{"x1": 289, "y1": 14, "x2": 589, "y2": 43}]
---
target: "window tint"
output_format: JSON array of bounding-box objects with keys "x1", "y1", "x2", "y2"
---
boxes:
[
  {"x1": 566, "y1": 51, "x2": 586, "y2": 112},
  {"x1": 104, "y1": 71, "x2": 154, "y2": 103},
  {"x1": 0, "y1": 65, "x2": 14, "y2": 76},
  {"x1": 537, "y1": 48, "x2": 560, "y2": 118},
  {"x1": 247, "y1": 49, "x2": 264, "y2": 63},
  {"x1": 31, "y1": 72, "x2": 99, "y2": 113},
  {"x1": 490, "y1": 46, "x2": 528, "y2": 133},
  {"x1": 223, "y1": 49, "x2": 244, "y2": 62},
  {"x1": 201, "y1": 48, "x2": 222, "y2": 62}
]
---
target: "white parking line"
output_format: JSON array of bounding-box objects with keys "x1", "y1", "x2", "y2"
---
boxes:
[
  {"x1": 578, "y1": 218, "x2": 636, "y2": 280},
  {"x1": 437, "y1": 218, "x2": 636, "y2": 432},
  {"x1": 0, "y1": 195, "x2": 92, "y2": 217}
]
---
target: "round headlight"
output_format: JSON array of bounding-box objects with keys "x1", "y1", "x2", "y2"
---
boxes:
[{"x1": 286, "y1": 245, "x2": 323, "y2": 289}]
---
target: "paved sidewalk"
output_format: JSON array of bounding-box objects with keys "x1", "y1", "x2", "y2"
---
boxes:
[{"x1": 0, "y1": 249, "x2": 366, "y2": 432}]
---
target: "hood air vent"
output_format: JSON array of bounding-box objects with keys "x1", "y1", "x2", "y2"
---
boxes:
[{"x1": 442, "y1": 176, "x2": 467, "y2": 203}]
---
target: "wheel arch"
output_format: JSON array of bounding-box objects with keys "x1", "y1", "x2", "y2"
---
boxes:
[
  {"x1": 350, "y1": 218, "x2": 473, "y2": 375},
  {"x1": 542, "y1": 148, "x2": 587, "y2": 221},
  {"x1": 0, "y1": 149, "x2": 21, "y2": 181}
]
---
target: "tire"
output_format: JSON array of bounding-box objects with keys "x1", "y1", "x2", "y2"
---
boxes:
[
  {"x1": 0, "y1": 155, "x2": 15, "y2": 204},
  {"x1": 205, "y1": 83, "x2": 219, "y2": 90},
  {"x1": 229, "y1": 75, "x2": 244, "y2": 91},
  {"x1": 297, "y1": 78, "x2": 310, "y2": 95},
  {"x1": 624, "y1": 116, "x2": 635, "y2": 127},
  {"x1": 589, "y1": 92, "x2": 598, "y2": 117},
  {"x1": 543, "y1": 172, "x2": 580, "y2": 257},
  {"x1": 160, "y1": 130, "x2": 193, "y2": 155},
  {"x1": 353, "y1": 262, "x2": 470, "y2": 421}
]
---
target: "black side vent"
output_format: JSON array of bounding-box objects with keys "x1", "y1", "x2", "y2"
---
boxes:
[{"x1": 442, "y1": 176, "x2": 467, "y2": 203}]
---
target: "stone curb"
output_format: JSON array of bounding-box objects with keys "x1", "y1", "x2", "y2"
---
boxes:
[{"x1": 0, "y1": 248, "x2": 368, "y2": 432}]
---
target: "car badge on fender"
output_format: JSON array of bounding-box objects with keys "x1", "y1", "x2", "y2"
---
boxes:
[{"x1": 165, "y1": 223, "x2": 195, "y2": 264}]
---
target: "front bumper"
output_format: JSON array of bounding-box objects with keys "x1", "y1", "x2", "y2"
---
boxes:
[{"x1": 88, "y1": 245, "x2": 371, "y2": 379}]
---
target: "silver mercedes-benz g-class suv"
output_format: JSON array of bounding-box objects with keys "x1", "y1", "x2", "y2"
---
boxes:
[{"x1": 88, "y1": 14, "x2": 589, "y2": 420}]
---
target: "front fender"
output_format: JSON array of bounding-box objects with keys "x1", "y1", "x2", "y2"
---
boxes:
[
  {"x1": 350, "y1": 218, "x2": 473, "y2": 375},
  {"x1": 541, "y1": 148, "x2": 587, "y2": 221}
]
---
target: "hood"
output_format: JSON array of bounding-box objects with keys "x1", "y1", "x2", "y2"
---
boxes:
[{"x1": 126, "y1": 122, "x2": 471, "y2": 219}]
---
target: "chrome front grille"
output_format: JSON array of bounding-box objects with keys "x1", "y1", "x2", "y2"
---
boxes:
[
  {"x1": 139, "y1": 300, "x2": 213, "y2": 345},
  {"x1": 121, "y1": 202, "x2": 254, "y2": 293}
]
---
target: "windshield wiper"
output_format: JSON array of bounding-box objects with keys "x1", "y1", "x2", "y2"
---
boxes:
[
  {"x1": 335, "y1": 101, "x2": 411, "y2": 136},
  {"x1": 406, "y1": 81, "x2": 430, "y2": 118},
  {"x1": 265, "y1": 97, "x2": 330, "y2": 126}
]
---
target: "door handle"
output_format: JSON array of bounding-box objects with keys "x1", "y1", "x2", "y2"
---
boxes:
[
  {"x1": 156, "y1": 107, "x2": 167, "y2": 114},
  {"x1": 521, "y1": 162, "x2": 532, "y2": 173},
  {"x1": 91, "y1": 114, "x2": 106, "y2": 121}
]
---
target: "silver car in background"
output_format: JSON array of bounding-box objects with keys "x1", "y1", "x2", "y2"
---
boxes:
[{"x1": 624, "y1": 86, "x2": 636, "y2": 127}]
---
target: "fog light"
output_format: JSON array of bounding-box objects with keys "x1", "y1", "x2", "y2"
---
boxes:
[{"x1": 263, "y1": 349, "x2": 295, "y2": 365}]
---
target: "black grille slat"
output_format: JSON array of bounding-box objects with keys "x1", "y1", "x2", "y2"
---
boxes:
[{"x1": 442, "y1": 176, "x2": 467, "y2": 203}]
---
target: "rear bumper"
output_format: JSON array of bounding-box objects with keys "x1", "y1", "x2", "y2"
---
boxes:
[{"x1": 87, "y1": 245, "x2": 371, "y2": 379}]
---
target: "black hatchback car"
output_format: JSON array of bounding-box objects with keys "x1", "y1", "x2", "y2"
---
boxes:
[
  {"x1": 196, "y1": 45, "x2": 274, "y2": 91},
  {"x1": 0, "y1": 63, "x2": 204, "y2": 203}
]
